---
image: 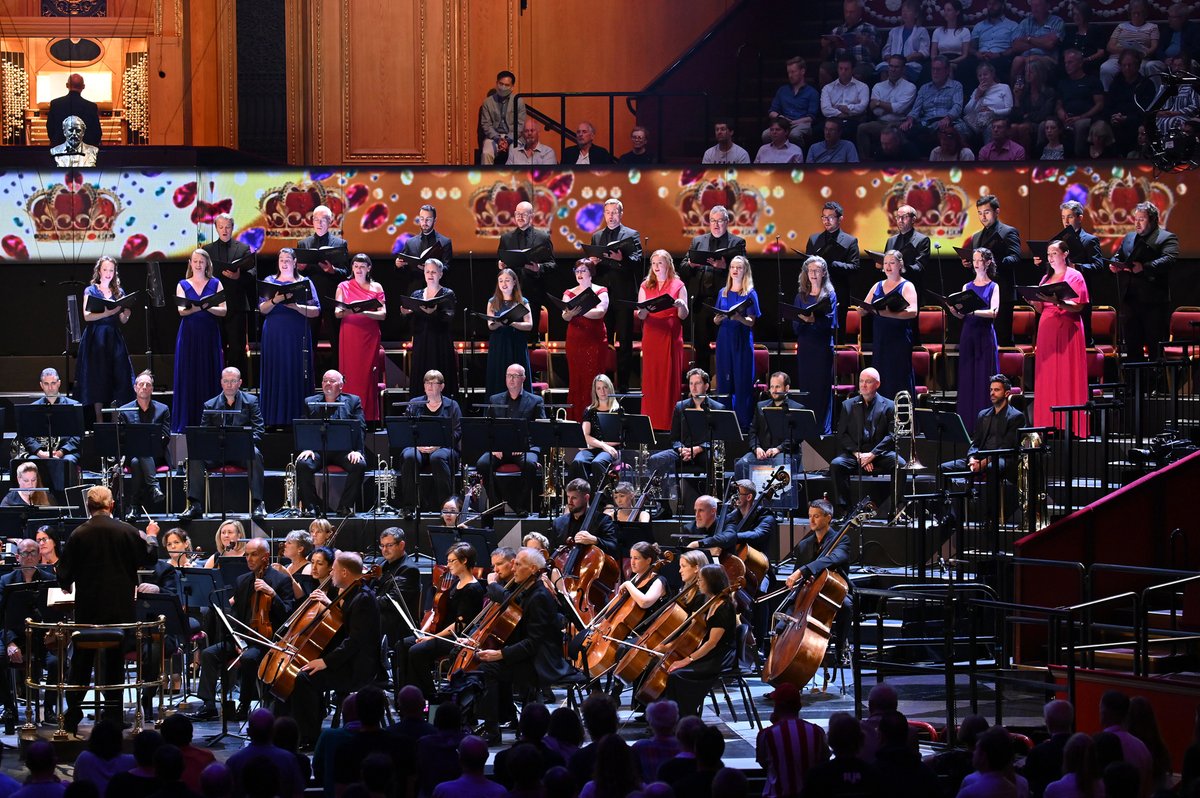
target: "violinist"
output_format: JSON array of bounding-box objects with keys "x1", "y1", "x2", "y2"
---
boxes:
[
  {"x1": 607, "y1": 481, "x2": 650, "y2": 524},
  {"x1": 287, "y1": 550, "x2": 382, "y2": 749},
  {"x1": 191, "y1": 538, "x2": 295, "y2": 722},
  {"x1": 202, "y1": 519, "x2": 246, "y2": 568},
  {"x1": 473, "y1": 547, "x2": 574, "y2": 746},
  {"x1": 550, "y1": 478, "x2": 619, "y2": 557},
  {"x1": 782, "y1": 499, "x2": 853, "y2": 664},
  {"x1": 440, "y1": 496, "x2": 463, "y2": 527},
  {"x1": 273, "y1": 530, "x2": 315, "y2": 600},
  {"x1": 662, "y1": 564, "x2": 737, "y2": 718},
  {"x1": 377, "y1": 527, "x2": 422, "y2": 682},
  {"x1": 400, "y1": 542, "x2": 485, "y2": 700}
]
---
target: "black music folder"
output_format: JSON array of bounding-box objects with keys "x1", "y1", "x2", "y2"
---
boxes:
[
  {"x1": 395, "y1": 242, "x2": 446, "y2": 266},
  {"x1": 175, "y1": 290, "x2": 227, "y2": 311},
  {"x1": 579, "y1": 237, "x2": 638, "y2": 259},
  {"x1": 927, "y1": 288, "x2": 987, "y2": 315},
  {"x1": 499, "y1": 242, "x2": 554, "y2": 270},
  {"x1": 329, "y1": 296, "x2": 383, "y2": 313},
  {"x1": 85, "y1": 291, "x2": 141, "y2": 313},
  {"x1": 258, "y1": 280, "x2": 313, "y2": 304},
  {"x1": 471, "y1": 303, "x2": 529, "y2": 326},
  {"x1": 1016, "y1": 282, "x2": 1078, "y2": 304},
  {"x1": 545, "y1": 289, "x2": 602, "y2": 315},
  {"x1": 294, "y1": 246, "x2": 349, "y2": 268},
  {"x1": 778, "y1": 295, "x2": 833, "y2": 322}
]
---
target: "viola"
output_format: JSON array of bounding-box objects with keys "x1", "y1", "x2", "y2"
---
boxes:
[
  {"x1": 551, "y1": 469, "x2": 619, "y2": 625},
  {"x1": 577, "y1": 551, "x2": 673, "y2": 679},
  {"x1": 760, "y1": 497, "x2": 875, "y2": 687},
  {"x1": 420, "y1": 563, "x2": 454, "y2": 634}
]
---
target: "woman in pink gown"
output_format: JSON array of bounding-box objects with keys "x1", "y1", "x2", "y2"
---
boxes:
[
  {"x1": 637, "y1": 249, "x2": 690, "y2": 431},
  {"x1": 1033, "y1": 240, "x2": 1090, "y2": 437},
  {"x1": 335, "y1": 254, "x2": 387, "y2": 422},
  {"x1": 562, "y1": 259, "x2": 610, "y2": 422}
]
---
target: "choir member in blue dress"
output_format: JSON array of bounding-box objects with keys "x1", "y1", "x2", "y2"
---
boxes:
[
  {"x1": 77, "y1": 255, "x2": 136, "y2": 421},
  {"x1": 793, "y1": 256, "x2": 839, "y2": 435},
  {"x1": 258, "y1": 248, "x2": 320, "y2": 427},
  {"x1": 954, "y1": 248, "x2": 1001, "y2": 433},
  {"x1": 172, "y1": 249, "x2": 227, "y2": 433},
  {"x1": 714, "y1": 255, "x2": 761, "y2": 430},
  {"x1": 402, "y1": 258, "x2": 459, "y2": 400},
  {"x1": 484, "y1": 268, "x2": 533, "y2": 397},
  {"x1": 862, "y1": 250, "x2": 918, "y2": 401}
]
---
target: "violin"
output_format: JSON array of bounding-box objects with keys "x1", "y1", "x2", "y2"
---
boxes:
[
  {"x1": 759, "y1": 497, "x2": 875, "y2": 687},
  {"x1": 551, "y1": 469, "x2": 619, "y2": 625},
  {"x1": 576, "y1": 551, "x2": 674, "y2": 679},
  {"x1": 449, "y1": 568, "x2": 544, "y2": 676},
  {"x1": 633, "y1": 577, "x2": 743, "y2": 706}
]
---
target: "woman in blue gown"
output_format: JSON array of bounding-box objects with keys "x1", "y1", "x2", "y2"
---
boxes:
[
  {"x1": 714, "y1": 255, "x2": 760, "y2": 429},
  {"x1": 863, "y1": 250, "x2": 918, "y2": 401},
  {"x1": 485, "y1": 268, "x2": 533, "y2": 396},
  {"x1": 172, "y1": 249, "x2": 227, "y2": 433},
  {"x1": 258, "y1": 248, "x2": 320, "y2": 426},
  {"x1": 954, "y1": 248, "x2": 1000, "y2": 432},
  {"x1": 77, "y1": 255, "x2": 136, "y2": 421},
  {"x1": 793, "y1": 255, "x2": 839, "y2": 435}
]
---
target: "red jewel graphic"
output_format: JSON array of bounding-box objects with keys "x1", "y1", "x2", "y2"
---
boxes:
[
  {"x1": 679, "y1": 169, "x2": 705, "y2": 186},
  {"x1": 360, "y1": 202, "x2": 389, "y2": 232},
  {"x1": 1, "y1": 234, "x2": 28, "y2": 259},
  {"x1": 63, "y1": 170, "x2": 85, "y2": 191},
  {"x1": 191, "y1": 198, "x2": 233, "y2": 224},
  {"x1": 121, "y1": 234, "x2": 148, "y2": 259},
  {"x1": 172, "y1": 182, "x2": 198, "y2": 208},
  {"x1": 345, "y1": 183, "x2": 369, "y2": 211},
  {"x1": 546, "y1": 173, "x2": 574, "y2": 199}
]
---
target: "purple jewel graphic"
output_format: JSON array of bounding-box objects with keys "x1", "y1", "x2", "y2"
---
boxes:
[
  {"x1": 237, "y1": 227, "x2": 266, "y2": 252},
  {"x1": 574, "y1": 203, "x2": 604, "y2": 234}
]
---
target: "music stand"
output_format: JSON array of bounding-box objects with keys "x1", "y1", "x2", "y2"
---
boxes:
[
  {"x1": 294, "y1": 418, "x2": 359, "y2": 517},
  {"x1": 3, "y1": 580, "x2": 52, "y2": 725},
  {"x1": 460, "y1": 417, "x2": 530, "y2": 516},
  {"x1": 217, "y1": 555, "x2": 250, "y2": 589},
  {"x1": 384, "y1": 416, "x2": 455, "y2": 518},
  {"x1": 94, "y1": 421, "x2": 162, "y2": 515},
  {"x1": 0, "y1": 505, "x2": 57, "y2": 539},
  {"x1": 683, "y1": 408, "x2": 743, "y2": 496},
  {"x1": 134, "y1": 591, "x2": 189, "y2": 719},
  {"x1": 596, "y1": 411, "x2": 656, "y2": 469},
  {"x1": 427, "y1": 526, "x2": 495, "y2": 568},
  {"x1": 189, "y1": 409, "x2": 255, "y2": 520},
  {"x1": 178, "y1": 567, "x2": 222, "y2": 614},
  {"x1": 763, "y1": 406, "x2": 820, "y2": 510},
  {"x1": 915, "y1": 408, "x2": 969, "y2": 489},
  {"x1": 15, "y1": 404, "x2": 84, "y2": 503},
  {"x1": 530, "y1": 417, "x2": 586, "y2": 500}
]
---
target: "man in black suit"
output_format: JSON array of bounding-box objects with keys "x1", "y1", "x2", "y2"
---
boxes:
[
  {"x1": 474, "y1": 547, "x2": 575, "y2": 745},
  {"x1": 735, "y1": 371, "x2": 807, "y2": 480},
  {"x1": 884, "y1": 204, "x2": 930, "y2": 314},
  {"x1": 561, "y1": 120, "x2": 615, "y2": 165},
  {"x1": 940, "y1": 374, "x2": 1025, "y2": 480},
  {"x1": 46, "y1": 73, "x2": 101, "y2": 148},
  {"x1": 377, "y1": 526, "x2": 422, "y2": 690},
  {"x1": 203, "y1": 213, "x2": 255, "y2": 381},
  {"x1": 57, "y1": 486, "x2": 160, "y2": 732},
  {"x1": 20, "y1": 367, "x2": 82, "y2": 503},
  {"x1": 550, "y1": 478, "x2": 619, "y2": 557},
  {"x1": 286, "y1": 550, "x2": 381, "y2": 748},
  {"x1": 806, "y1": 201, "x2": 862, "y2": 273},
  {"x1": 395, "y1": 203, "x2": 454, "y2": 292},
  {"x1": 1048, "y1": 201, "x2": 1105, "y2": 345},
  {"x1": 181, "y1": 367, "x2": 267, "y2": 522},
  {"x1": 118, "y1": 370, "x2": 170, "y2": 520},
  {"x1": 297, "y1": 204, "x2": 350, "y2": 370},
  {"x1": 498, "y1": 201, "x2": 557, "y2": 342},
  {"x1": 0, "y1": 539, "x2": 59, "y2": 731},
  {"x1": 190, "y1": 538, "x2": 294, "y2": 722},
  {"x1": 693, "y1": 479, "x2": 777, "y2": 555},
  {"x1": 781, "y1": 498, "x2": 854, "y2": 661},
  {"x1": 591, "y1": 198, "x2": 642, "y2": 391},
  {"x1": 1112, "y1": 200, "x2": 1178, "y2": 363},
  {"x1": 830, "y1": 368, "x2": 901, "y2": 514},
  {"x1": 477, "y1": 363, "x2": 547, "y2": 515},
  {"x1": 964, "y1": 194, "x2": 1023, "y2": 344},
  {"x1": 646, "y1": 368, "x2": 727, "y2": 509},
  {"x1": 295, "y1": 369, "x2": 367, "y2": 516},
  {"x1": 680, "y1": 207, "x2": 747, "y2": 373}
]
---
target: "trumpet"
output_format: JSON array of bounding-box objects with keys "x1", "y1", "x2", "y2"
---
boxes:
[
  {"x1": 375, "y1": 455, "x2": 398, "y2": 512},
  {"x1": 283, "y1": 455, "x2": 298, "y2": 511}
]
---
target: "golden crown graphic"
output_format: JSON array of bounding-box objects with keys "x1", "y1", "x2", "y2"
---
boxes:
[
  {"x1": 258, "y1": 181, "x2": 346, "y2": 238},
  {"x1": 24, "y1": 174, "x2": 123, "y2": 242},
  {"x1": 469, "y1": 179, "x2": 558, "y2": 237},
  {"x1": 881, "y1": 178, "x2": 970, "y2": 238},
  {"x1": 676, "y1": 178, "x2": 759, "y2": 238},
  {"x1": 1084, "y1": 175, "x2": 1176, "y2": 239}
]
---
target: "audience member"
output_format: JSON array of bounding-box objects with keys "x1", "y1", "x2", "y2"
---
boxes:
[
  {"x1": 568, "y1": 693, "x2": 619, "y2": 786},
  {"x1": 858, "y1": 54, "x2": 916, "y2": 157},
  {"x1": 821, "y1": 55, "x2": 870, "y2": 134},
  {"x1": 1126, "y1": 696, "x2": 1173, "y2": 795},
  {"x1": 508, "y1": 119, "x2": 558, "y2": 166},
  {"x1": 1099, "y1": 691, "x2": 1152, "y2": 798},
  {"x1": 1056, "y1": 49, "x2": 1104, "y2": 155},
  {"x1": 314, "y1": 693, "x2": 358, "y2": 796},
  {"x1": 1084, "y1": 119, "x2": 1118, "y2": 159},
  {"x1": 931, "y1": 0, "x2": 973, "y2": 84},
  {"x1": 878, "y1": 0, "x2": 930, "y2": 82},
  {"x1": 930, "y1": 125, "x2": 975, "y2": 160},
  {"x1": 862, "y1": 683, "x2": 906, "y2": 761},
  {"x1": 105, "y1": 730, "x2": 164, "y2": 798},
  {"x1": 1062, "y1": 2, "x2": 1107, "y2": 74},
  {"x1": 756, "y1": 118, "x2": 805, "y2": 163},
  {"x1": 956, "y1": 726, "x2": 1029, "y2": 798},
  {"x1": 580, "y1": 734, "x2": 641, "y2": 798},
  {"x1": 619, "y1": 126, "x2": 653, "y2": 164},
  {"x1": 875, "y1": 124, "x2": 920, "y2": 159},
  {"x1": 415, "y1": 703, "x2": 467, "y2": 798},
  {"x1": 160, "y1": 715, "x2": 216, "y2": 796},
  {"x1": 670, "y1": 726, "x2": 725, "y2": 798},
  {"x1": 929, "y1": 715, "x2": 991, "y2": 797},
  {"x1": 872, "y1": 711, "x2": 938, "y2": 798},
  {"x1": 632, "y1": 701, "x2": 683, "y2": 783},
  {"x1": 271, "y1": 717, "x2": 312, "y2": 786},
  {"x1": 822, "y1": 0, "x2": 880, "y2": 83},
  {"x1": 756, "y1": 682, "x2": 829, "y2": 797},
  {"x1": 1037, "y1": 114, "x2": 1067, "y2": 158},
  {"x1": 957, "y1": 62, "x2": 1012, "y2": 146},
  {"x1": 1108, "y1": 50, "x2": 1149, "y2": 153},
  {"x1": 903, "y1": 56, "x2": 964, "y2": 152},
  {"x1": 226, "y1": 710, "x2": 303, "y2": 798},
  {"x1": 72, "y1": 721, "x2": 135, "y2": 795},
  {"x1": 808, "y1": 119, "x2": 860, "y2": 163},
  {"x1": 562, "y1": 121, "x2": 614, "y2": 165},
  {"x1": 656, "y1": 716, "x2": 707, "y2": 785},
  {"x1": 1044, "y1": 733, "x2": 1101, "y2": 798},
  {"x1": 804, "y1": 711, "x2": 882, "y2": 798},
  {"x1": 1155, "y1": 52, "x2": 1197, "y2": 136},
  {"x1": 1010, "y1": 60, "x2": 1059, "y2": 153},
  {"x1": 1010, "y1": 0, "x2": 1065, "y2": 80},
  {"x1": 198, "y1": 765, "x2": 231, "y2": 798},
  {"x1": 503, "y1": 744, "x2": 547, "y2": 798},
  {"x1": 13, "y1": 741, "x2": 66, "y2": 798},
  {"x1": 238, "y1": 757, "x2": 280, "y2": 798},
  {"x1": 1022, "y1": 700, "x2": 1074, "y2": 798},
  {"x1": 545, "y1": 706, "x2": 586, "y2": 763},
  {"x1": 543, "y1": 767, "x2": 579, "y2": 798},
  {"x1": 711, "y1": 768, "x2": 747, "y2": 798},
  {"x1": 765, "y1": 57, "x2": 820, "y2": 144},
  {"x1": 701, "y1": 119, "x2": 750, "y2": 165},
  {"x1": 1100, "y1": 0, "x2": 1159, "y2": 89},
  {"x1": 1153, "y1": 3, "x2": 1200, "y2": 66},
  {"x1": 494, "y1": 703, "x2": 566, "y2": 788},
  {"x1": 978, "y1": 118, "x2": 1025, "y2": 161},
  {"x1": 147, "y1": 745, "x2": 200, "y2": 798},
  {"x1": 480, "y1": 70, "x2": 524, "y2": 165},
  {"x1": 355, "y1": 753, "x2": 394, "y2": 798},
  {"x1": 430, "y1": 736, "x2": 505, "y2": 798},
  {"x1": 331, "y1": 686, "x2": 392, "y2": 795},
  {"x1": 972, "y1": 0, "x2": 1019, "y2": 81},
  {"x1": 1101, "y1": 762, "x2": 1141, "y2": 798}
]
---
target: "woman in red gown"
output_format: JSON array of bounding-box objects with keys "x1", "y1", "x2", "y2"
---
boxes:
[
  {"x1": 335, "y1": 254, "x2": 387, "y2": 422},
  {"x1": 562, "y1": 259, "x2": 610, "y2": 422},
  {"x1": 1033, "y1": 240, "x2": 1090, "y2": 437},
  {"x1": 638, "y1": 249, "x2": 690, "y2": 431}
]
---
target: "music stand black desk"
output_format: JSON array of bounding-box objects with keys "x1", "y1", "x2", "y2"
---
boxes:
[
  {"x1": 460, "y1": 418, "x2": 531, "y2": 514},
  {"x1": 178, "y1": 567, "x2": 222, "y2": 616},
  {"x1": 14, "y1": 404, "x2": 84, "y2": 451},
  {"x1": 683, "y1": 408, "x2": 743, "y2": 494},
  {"x1": 186, "y1": 423, "x2": 255, "y2": 520},
  {"x1": 217, "y1": 556, "x2": 250, "y2": 591},
  {"x1": 915, "y1": 408, "x2": 969, "y2": 487},
  {"x1": 0, "y1": 505, "x2": 58, "y2": 539},
  {"x1": 294, "y1": 419, "x2": 360, "y2": 516},
  {"x1": 530, "y1": 417, "x2": 586, "y2": 493},
  {"x1": 762, "y1": 406, "x2": 820, "y2": 508},
  {"x1": 427, "y1": 526, "x2": 495, "y2": 568},
  {"x1": 94, "y1": 421, "x2": 163, "y2": 514},
  {"x1": 596, "y1": 411, "x2": 658, "y2": 453}
]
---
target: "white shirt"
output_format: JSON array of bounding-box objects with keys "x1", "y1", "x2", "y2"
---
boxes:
[
  {"x1": 754, "y1": 141, "x2": 805, "y2": 163},
  {"x1": 933, "y1": 26, "x2": 972, "y2": 56},
  {"x1": 821, "y1": 78, "x2": 870, "y2": 118},
  {"x1": 963, "y1": 83, "x2": 1013, "y2": 130},
  {"x1": 702, "y1": 143, "x2": 751, "y2": 164},
  {"x1": 882, "y1": 25, "x2": 931, "y2": 60},
  {"x1": 507, "y1": 143, "x2": 558, "y2": 165},
  {"x1": 870, "y1": 77, "x2": 916, "y2": 122}
]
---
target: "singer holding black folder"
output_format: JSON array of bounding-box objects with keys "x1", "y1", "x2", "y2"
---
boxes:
[
  {"x1": 561, "y1": 259, "x2": 609, "y2": 422},
  {"x1": 484, "y1": 268, "x2": 533, "y2": 396},
  {"x1": 202, "y1": 213, "x2": 254, "y2": 380},
  {"x1": 1032, "y1": 240, "x2": 1090, "y2": 436},
  {"x1": 638, "y1": 250, "x2": 690, "y2": 431},
  {"x1": 401, "y1": 258, "x2": 458, "y2": 400},
  {"x1": 862, "y1": 250, "x2": 918, "y2": 400},
  {"x1": 78, "y1": 255, "x2": 136, "y2": 421},
  {"x1": 259, "y1": 249, "x2": 320, "y2": 427},
  {"x1": 793, "y1": 255, "x2": 838, "y2": 434},
  {"x1": 296, "y1": 204, "x2": 349, "y2": 370},
  {"x1": 173, "y1": 249, "x2": 227, "y2": 432},
  {"x1": 399, "y1": 369, "x2": 462, "y2": 513},
  {"x1": 953, "y1": 248, "x2": 1000, "y2": 432},
  {"x1": 335, "y1": 254, "x2": 387, "y2": 422}
]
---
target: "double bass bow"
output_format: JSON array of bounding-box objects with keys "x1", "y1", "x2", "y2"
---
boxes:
[{"x1": 759, "y1": 497, "x2": 876, "y2": 687}]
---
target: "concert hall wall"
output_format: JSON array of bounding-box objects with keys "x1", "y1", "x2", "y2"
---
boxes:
[{"x1": 4, "y1": 161, "x2": 1198, "y2": 383}]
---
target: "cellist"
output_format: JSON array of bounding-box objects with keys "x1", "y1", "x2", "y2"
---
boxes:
[
  {"x1": 472, "y1": 547, "x2": 574, "y2": 746},
  {"x1": 688, "y1": 479, "x2": 776, "y2": 558},
  {"x1": 399, "y1": 542, "x2": 485, "y2": 701},
  {"x1": 782, "y1": 498, "x2": 853, "y2": 665},
  {"x1": 662, "y1": 564, "x2": 737, "y2": 718},
  {"x1": 190, "y1": 539, "x2": 294, "y2": 722},
  {"x1": 549, "y1": 478, "x2": 619, "y2": 556},
  {"x1": 286, "y1": 550, "x2": 382, "y2": 749}
]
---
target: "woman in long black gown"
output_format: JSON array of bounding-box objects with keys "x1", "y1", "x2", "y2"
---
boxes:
[{"x1": 402, "y1": 258, "x2": 458, "y2": 398}]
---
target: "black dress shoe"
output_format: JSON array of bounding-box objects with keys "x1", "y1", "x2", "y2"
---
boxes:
[
  {"x1": 126, "y1": 507, "x2": 144, "y2": 523},
  {"x1": 179, "y1": 504, "x2": 204, "y2": 521},
  {"x1": 150, "y1": 486, "x2": 165, "y2": 504},
  {"x1": 251, "y1": 502, "x2": 268, "y2": 523},
  {"x1": 187, "y1": 703, "x2": 219, "y2": 721}
]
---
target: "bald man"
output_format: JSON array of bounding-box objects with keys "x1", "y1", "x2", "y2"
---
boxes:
[
  {"x1": 295, "y1": 370, "x2": 366, "y2": 516},
  {"x1": 830, "y1": 368, "x2": 901, "y2": 515},
  {"x1": 498, "y1": 200, "x2": 556, "y2": 340}
]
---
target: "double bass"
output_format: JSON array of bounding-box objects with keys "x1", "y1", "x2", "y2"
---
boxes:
[
  {"x1": 576, "y1": 550, "x2": 674, "y2": 679},
  {"x1": 730, "y1": 467, "x2": 790, "y2": 592},
  {"x1": 550, "y1": 470, "x2": 619, "y2": 625},
  {"x1": 759, "y1": 497, "x2": 875, "y2": 687}
]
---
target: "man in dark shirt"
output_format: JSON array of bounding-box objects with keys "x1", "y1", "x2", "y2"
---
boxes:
[
  {"x1": 591, "y1": 198, "x2": 643, "y2": 391},
  {"x1": 497, "y1": 202, "x2": 556, "y2": 341},
  {"x1": 295, "y1": 370, "x2": 367, "y2": 516},
  {"x1": 21, "y1": 367, "x2": 82, "y2": 503},
  {"x1": 940, "y1": 374, "x2": 1025, "y2": 479},
  {"x1": 0, "y1": 539, "x2": 58, "y2": 730},
  {"x1": 377, "y1": 527, "x2": 422, "y2": 688},
  {"x1": 395, "y1": 203, "x2": 454, "y2": 292},
  {"x1": 1056, "y1": 48, "x2": 1105, "y2": 156},
  {"x1": 1021, "y1": 699, "x2": 1075, "y2": 798},
  {"x1": 680, "y1": 207, "x2": 747, "y2": 373},
  {"x1": 618, "y1": 126, "x2": 653, "y2": 164},
  {"x1": 830, "y1": 368, "x2": 900, "y2": 515},
  {"x1": 549, "y1": 478, "x2": 619, "y2": 557},
  {"x1": 296, "y1": 204, "x2": 350, "y2": 369},
  {"x1": 805, "y1": 201, "x2": 862, "y2": 273},
  {"x1": 1050, "y1": 200, "x2": 1105, "y2": 344},
  {"x1": 476, "y1": 364, "x2": 546, "y2": 515},
  {"x1": 1112, "y1": 200, "x2": 1178, "y2": 363},
  {"x1": 646, "y1": 369, "x2": 727, "y2": 508},
  {"x1": 735, "y1": 371, "x2": 807, "y2": 480},
  {"x1": 202, "y1": 213, "x2": 255, "y2": 381},
  {"x1": 46, "y1": 73, "x2": 101, "y2": 147},
  {"x1": 561, "y1": 120, "x2": 615, "y2": 165},
  {"x1": 1108, "y1": 50, "x2": 1151, "y2": 155},
  {"x1": 118, "y1": 370, "x2": 170, "y2": 519},
  {"x1": 964, "y1": 194, "x2": 1023, "y2": 344}
]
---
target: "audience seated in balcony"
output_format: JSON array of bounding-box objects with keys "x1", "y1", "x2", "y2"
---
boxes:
[
  {"x1": 929, "y1": 124, "x2": 974, "y2": 161},
  {"x1": 977, "y1": 117, "x2": 1025, "y2": 161},
  {"x1": 956, "y1": 62, "x2": 1012, "y2": 147},
  {"x1": 764, "y1": 56, "x2": 820, "y2": 145},
  {"x1": 821, "y1": 54, "x2": 871, "y2": 137},
  {"x1": 931, "y1": 0, "x2": 974, "y2": 85},
  {"x1": 857, "y1": 54, "x2": 916, "y2": 158},
  {"x1": 1009, "y1": 0, "x2": 1065, "y2": 85},
  {"x1": 901, "y1": 55, "x2": 964, "y2": 153},
  {"x1": 755, "y1": 118, "x2": 804, "y2": 164},
  {"x1": 807, "y1": 119, "x2": 860, "y2": 163},
  {"x1": 701, "y1": 119, "x2": 750, "y2": 165},
  {"x1": 1057, "y1": 48, "x2": 1105, "y2": 156},
  {"x1": 877, "y1": 0, "x2": 930, "y2": 83},
  {"x1": 971, "y1": 0, "x2": 1020, "y2": 82},
  {"x1": 1100, "y1": 0, "x2": 1159, "y2": 89},
  {"x1": 822, "y1": 0, "x2": 880, "y2": 84}
]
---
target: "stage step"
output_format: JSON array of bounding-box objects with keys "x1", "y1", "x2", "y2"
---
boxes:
[{"x1": 1091, "y1": 647, "x2": 1196, "y2": 674}]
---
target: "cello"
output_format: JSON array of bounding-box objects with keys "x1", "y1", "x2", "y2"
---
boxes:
[
  {"x1": 576, "y1": 550, "x2": 674, "y2": 679},
  {"x1": 550, "y1": 469, "x2": 620, "y2": 625},
  {"x1": 448, "y1": 566, "x2": 544, "y2": 676},
  {"x1": 613, "y1": 581, "x2": 700, "y2": 686},
  {"x1": 759, "y1": 497, "x2": 876, "y2": 687},
  {"x1": 730, "y1": 467, "x2": 791, "y2": 593}
]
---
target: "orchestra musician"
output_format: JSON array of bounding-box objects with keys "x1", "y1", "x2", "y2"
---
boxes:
[
  {"x1": 134, "y1": 519, "x2": 183, "y2": 720},
  {"x1": 830, "y1": 368, "x2": 900, "y2": 516},
  {"x1": 645, "y1": 368, "x2": 726, "y2": 508},
  {"x1": 399, "y1": 369, "x2": 463, "y2": 514},
  {"x1": 690, "y1": 480, "x2": 777, "y2": 556},
  {"x1": 573, "y1": 376, "x2": 622, "y2": 486},
  {"x1": 57, "y1": 486, "x2": 159, "y2": 733},
  {"x1": 2, "y1": 462, "x2": 50, "y2": 507},
  {"x1": 35, "y1": 527, "x2": 59, "y2": 569},
  {"x1": 472, "y1": 547, "x2": 574, "y2": 745},
  {"x1": 476, "y1": 364, "x2": 546, "y2": 516},
  {"x1": 549, "y1": 478, "x2": 620, "y2": 557},
  {"x1": 272, "y1": 530, "x2": 316, "y2": 601},
  {"x1": 295, "y1": 370, "x2": 367, "y2": 517},
  {"x1": 190, "y1": 538, "x2": 295, "y2": 722},
  {"x1": 940, "y1": 373, "x2": 1026, "y2": 482},
  {"x1": 680, "y1": 205, "x2": 747, "y2": 374},
  {"x1": 20, "y1": 368, "x2": 82, "y2": 504},
  {"x1": 735, "y1": 372, "x2": 807, "y2": 481},
  {"x1": 618, "y1": 541, "x2": 669, "y2": 614},
  {"x1": 308, "y1": 518, "x2": 333, "y2": 551},
  {"x1": 202, "y1": 519, "x2": 246, "y2": 568},
  {"x1": 118, "y1": 370, "x2": 170, "y2": 520},
  {"x1": 399, "y1": 542, "x2": 485, "y2": 701},
  {"x1": 487, "y1": 547, "x2": 518, "y2": 603},
  {"x1": 661, "y1": 564, "x2": 737, "y2": 718},
  {"x1": 162, "y1": 528, "x2": 195, "y2": 568},
  {"x1": 607, "y1": 482, "x2": 650, "y2": 524},
  {"x1": 781, "y1": 499, "x2": 853, "y2": 665},
  {"x1": 0, "y1": 539, "x2": 59, "y2": 732},
  {"x1": 285, "y1": 550, "x2": 382, "y2": 749},
  {"x1": 377, "y1": 527, "x2": 422, "y2": 688},
  {"x1": 181, "y1": 367, "x2": 267, "y2": 523}
]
